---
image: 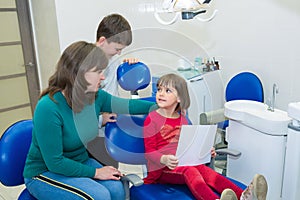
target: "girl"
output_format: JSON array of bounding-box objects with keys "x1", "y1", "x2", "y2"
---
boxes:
[{"x1": 143, "y1": 73, "x2": 268, "y2": 200}]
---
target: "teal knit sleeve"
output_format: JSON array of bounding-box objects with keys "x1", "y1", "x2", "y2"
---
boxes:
[{"x1": 96, "y1": 90, "x2": 157, "y2": 114}]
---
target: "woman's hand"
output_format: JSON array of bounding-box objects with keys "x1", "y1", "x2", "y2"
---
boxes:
[
  {"x1": 211, "y1": 147, "x2": 217, "y2": 158},
  {"x1": 123, "y1": 58, "x2": 139, "y2": 65},
  {"x1": 94, "y1": 166, "x2": 123, "y2": 180},
  {"x1": 160, "y1": 155, "x2": 178, "y2": 170},
  {"x1": 101, "y1": 112, "x2": 117, "y2": 126}
]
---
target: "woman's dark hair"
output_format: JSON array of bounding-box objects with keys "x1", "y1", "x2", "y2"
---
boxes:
[
  {"x1": 40, "y1": 41, "x2": 108, "y2": 112},
  {"x1": 96, "y1": 13, "x2": 132, "y2": 46}
]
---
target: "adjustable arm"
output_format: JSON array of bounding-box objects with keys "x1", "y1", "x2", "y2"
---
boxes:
[
  {"x1": 200, "y1": 108, "x2": 226, "y2": 125},
  {"x1": 121, "y1": 174, "x2": 144, "y2": 187},
  {"x1": 216, "y1": 148, "x2": 241, "y2": 157}
]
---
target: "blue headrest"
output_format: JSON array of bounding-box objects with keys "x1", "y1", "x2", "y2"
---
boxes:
[
  {"x1": 0, "y1": 119, "x2": 33, "y2": 186},
  {"x1": 105, "y1": 114, "x2": 147, "y2": 165},
  {"x1": 117, "y1": 62, "x2": 151, "y2": 91},
  {"x1": 226, "y1": 72, "x2": 264, "y2": 102}
]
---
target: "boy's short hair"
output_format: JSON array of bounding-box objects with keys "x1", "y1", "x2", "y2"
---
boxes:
[{"x1": 96, "y1": 13, "x2": 132, "y2": 46}]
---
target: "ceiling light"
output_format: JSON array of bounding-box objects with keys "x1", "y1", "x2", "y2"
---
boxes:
[{"x1": 155, "y1": 0, "x2": 218, "y2": 25}]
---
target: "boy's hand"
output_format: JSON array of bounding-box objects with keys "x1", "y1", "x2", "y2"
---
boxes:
[
  {"x1": 160, "y1": 155, "x2": 178, "y2": 170},
  {"x1": 101, "y1": 112, "x2": 117, "y2": 126},
  {"x1": 123, "y1": 58, "x2": 139, "y2": 64}
]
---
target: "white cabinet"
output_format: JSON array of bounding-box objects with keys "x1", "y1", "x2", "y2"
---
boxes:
[
  {"x1": 180, "y1": 70, "x2": 224, "y2": 124},
  {"x1": 227, "y1": 120, "x2": 287, "y2": 200}
]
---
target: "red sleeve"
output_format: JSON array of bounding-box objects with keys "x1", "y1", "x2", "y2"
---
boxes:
[{"x1": 143, "y1": 113, "x2": 164, "y2": 168}]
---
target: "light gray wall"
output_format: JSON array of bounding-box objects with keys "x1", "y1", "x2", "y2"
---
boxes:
[{"x1": 31, "y1": 0, "x2": 300, "y2": 111}]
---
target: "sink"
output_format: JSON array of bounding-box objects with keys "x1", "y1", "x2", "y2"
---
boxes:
[
  {"x1": 288, "y1": 102, "x2": 300, "y2": 121},
  {"x1": 224, "y1": 100, "x2": 291, "y2": 135}
]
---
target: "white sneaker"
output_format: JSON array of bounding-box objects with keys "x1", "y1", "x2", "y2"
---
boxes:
[
  {"x1": 240, "y1": 174, "x2": 268, "y2": 200},
  {"x1": 220, "y1": 188, "x2": 238, "y2": 200}
]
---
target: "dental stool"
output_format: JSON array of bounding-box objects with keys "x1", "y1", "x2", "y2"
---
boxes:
[
  {"x1": 105, "y1": 114, "x2": 246, "y2": 200},
  {"x1": 0, "y1": 119, "x2": 36, "y2": 200},
  {"x1": 200, "y1": 71, "x2": 264, "y2": 174}
]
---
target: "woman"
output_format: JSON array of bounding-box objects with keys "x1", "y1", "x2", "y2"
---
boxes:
[{"x1": 23, "y1": 41, "x2": 156, "y2": 200}]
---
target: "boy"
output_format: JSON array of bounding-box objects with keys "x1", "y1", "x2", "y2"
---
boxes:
[{"x1": 88, "y1": 13, "x2": 138, "y2": 167}]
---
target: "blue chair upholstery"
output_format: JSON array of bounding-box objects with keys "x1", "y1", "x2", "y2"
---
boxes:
[
  {"x1": 0, "y1": 119, "x2": 36, "y2": 200},
  {"x1": 130, "y1": 177, "x2": 246, "y2": 200},
  {"x1": 105, "y1": 114, "x2": 246, "y2": 200},
  {"x1": 117, "y1": 61, "x2": 156, "y2": 102},
  {"x1": 226, "y1": 72, "x2": 264, "y2": 102},
  {"x1": 117, "y1": 62, "x2": 151, "y2": 93}
]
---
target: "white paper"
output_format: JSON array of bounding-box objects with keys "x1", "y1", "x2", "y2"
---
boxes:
[{"x1": 176, "y1": 125, "x2": 217, "y2": 166}]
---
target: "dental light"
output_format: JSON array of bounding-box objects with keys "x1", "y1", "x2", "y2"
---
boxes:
[{"x1": 155, "y1": 0, "x2": 218, "y2": 25}]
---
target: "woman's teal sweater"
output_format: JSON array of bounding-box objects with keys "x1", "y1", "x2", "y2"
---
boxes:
[{"x1": 23, "y1": 90, "x2": 156, "y2": 179}]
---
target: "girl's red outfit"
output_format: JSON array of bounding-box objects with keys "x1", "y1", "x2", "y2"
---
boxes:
[{"x1": 143, "y1": 111, "x2": 243, "y2": 200}]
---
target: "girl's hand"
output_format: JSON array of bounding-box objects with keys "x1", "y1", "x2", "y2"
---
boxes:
[
  {"x1": 123, "y1": 58, "x2": 139, "y2": 65},
  {"x1": 94, "y1": 166, "x2": 123, "y2": 180},
  {"x1": 160, "y1": 155, "x2": 178, "y2": 170},
  {"x1": 211, "y1": 147, "x2": 217, "y2": 158}
]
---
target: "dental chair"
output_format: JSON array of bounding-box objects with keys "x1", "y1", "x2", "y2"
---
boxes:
[
  {"x1": 0, "y1": 119, "x2": 36, "y2": 200},
  {"x1": 200, "y1": 71, "x2": 264, "y2": 174},
  {"x1": 105, "y1": 114, "x2": 246, "y2": 200},
  {"x1": 88, "y1": 61, "x2": 155, "y2": 168}
]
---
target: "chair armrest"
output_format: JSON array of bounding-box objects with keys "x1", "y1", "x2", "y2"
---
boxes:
[
  {"x1": 216, "y1": 148, "x2": 241, "y2": 158},
  {"x1": 200, "y1": 108, "x2": 226, "y2": 125},
  {"x1": 121, "y1": 174, "x2": 144, "y2": 187},
  {"x1": 121, "y1": 174, "x2": 144, "y2": 200}
]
